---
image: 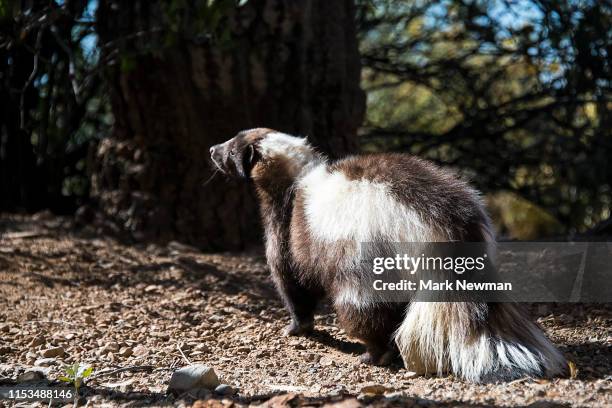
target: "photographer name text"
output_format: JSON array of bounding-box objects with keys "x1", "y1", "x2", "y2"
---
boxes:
[{"x1": 373, "y1": 279, "x2": 512, "y2": 291}]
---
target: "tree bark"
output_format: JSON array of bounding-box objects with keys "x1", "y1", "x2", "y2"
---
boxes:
[{"x1": 92, "y1": 0, "x2": 365, "y2": 249}]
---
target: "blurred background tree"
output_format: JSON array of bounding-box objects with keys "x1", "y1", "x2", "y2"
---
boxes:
[
  {"x1": 1, "y1": 0, "x2": 364, "y2": 249},
  {"x1": 0, "y1": 0, "x2": 108, "y2": 213},
  {"x1": 92, "y1": 0, "x2": 364, "y2": 249},
  {"x1": 0, "y1": 0, "x2": 610, "y2": 245},
  {"x1": 357, "y1": 0, "x2": 611, "y2": 237}
]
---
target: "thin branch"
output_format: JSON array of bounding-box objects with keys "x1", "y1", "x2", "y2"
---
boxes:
[
  {"x1": 176, "y1": 342, "x2": 191, "y2": 365},
  {"x1": 50, "y1": 26, "x2": 82, "y2": 104},
  {"x1": 20, "y1": 28, "x2": 44, "y2": 130},
  {"x1": 90, "y1": 365, "x2": 156, "y2": 379}
]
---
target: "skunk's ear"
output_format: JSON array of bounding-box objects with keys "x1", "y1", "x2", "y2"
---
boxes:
[
  {"x1": 246, "y1": 144, "x2": 256, "y2": 164},
  {"x1": 232, "y1": 143, "x2": 258, "y2": 178}
]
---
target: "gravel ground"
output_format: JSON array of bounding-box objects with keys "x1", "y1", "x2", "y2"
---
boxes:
[{"x1": 0, "y1": 213, "x2": 610, "y2": 407}]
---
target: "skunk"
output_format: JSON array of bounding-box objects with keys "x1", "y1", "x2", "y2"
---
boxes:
[{"x1": 210, "y1": 128, "x2": 567, "y2": 382}]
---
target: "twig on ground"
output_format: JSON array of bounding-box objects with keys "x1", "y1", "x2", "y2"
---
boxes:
[
  {"x1": 2, "y1": 231, "x2": 46, "y2": 240},
  {"x1": 91, "y1": 365, "x2": 156, "y2": 380},
  {"x1": 27, "y1": 319, "x2": 82, "y2": 327},
  {"x1": 177, "y1": 342, "x2": 191, "y2": 365},
  {"x1": 507, "y1": 377, "x2": 532, "y2": 385}
]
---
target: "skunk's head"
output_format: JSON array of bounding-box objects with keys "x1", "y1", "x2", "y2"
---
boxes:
[{"x1": 210, "y1": 128, "x2": 318, "y2": 180}]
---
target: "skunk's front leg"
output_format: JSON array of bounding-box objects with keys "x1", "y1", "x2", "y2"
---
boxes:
[{"x1": 270, "y1": 265, "x2": 321, "y2": 336}]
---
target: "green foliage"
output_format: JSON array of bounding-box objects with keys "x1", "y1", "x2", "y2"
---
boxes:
[
  {"x1": 0, "y1": 1, "x2": 8, "y2": 19},
  {"x1": 88, "y1": 0, "x2": 251, "y2": 111},
  {"x1": 1, "y1": 0, "x2": 247, "y2": 213},
  {"x1": 103, "y1": 0, "x2": 244, "y2": 57},
  {"x1": 120, "y1": 55, "x2": 137, "y2": 73},
  {"x1": 0, "y1": 0, "x2": 18, "y2": 20},
  {"x1": 59, "y1": 363, "x2": 93, "y2": 395},
  {"x1": 358, "y1": 0, "x2": 611, "y2": 234},
  {"x1": 0, "y1": 1, "x2": 110, "y2": 211},
  {"x1": 487, "y1": 191, "x2": 564, "y2": 240}
]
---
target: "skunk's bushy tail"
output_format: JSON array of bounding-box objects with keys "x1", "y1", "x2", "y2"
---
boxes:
[{"x1": 394, "y1": 302, "x2": 567, "y2": 382}]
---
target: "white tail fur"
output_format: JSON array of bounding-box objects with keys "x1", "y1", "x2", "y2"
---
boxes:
[
  {"x1": 395, "y1": 219, "x2": 566, "y2": 382},
  {"x1": 394, "y1": 301, "x2": 567, "y2": 382}
]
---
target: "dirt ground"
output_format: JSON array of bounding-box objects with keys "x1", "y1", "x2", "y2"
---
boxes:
[{"x1": 0, "y1": 213, "x2": 610, "y2": 407}]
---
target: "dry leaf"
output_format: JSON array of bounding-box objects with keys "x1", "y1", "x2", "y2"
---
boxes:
[{"x1": 568, "y1": 361, "x2": 578, "y2": 379}]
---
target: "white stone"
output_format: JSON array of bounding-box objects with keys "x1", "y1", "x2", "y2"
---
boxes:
[{"x1": 168, "y1": 365, "x2": 220, "y2": 393}]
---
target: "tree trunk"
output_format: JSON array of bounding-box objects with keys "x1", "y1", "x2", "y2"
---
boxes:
[{"x1": 92, "y1": 0, "x2": 365, "y2": 250}]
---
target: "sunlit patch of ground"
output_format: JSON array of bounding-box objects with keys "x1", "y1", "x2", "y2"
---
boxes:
[{"x1": 0, "y1": 214, "x2": 610, "y2": 407}]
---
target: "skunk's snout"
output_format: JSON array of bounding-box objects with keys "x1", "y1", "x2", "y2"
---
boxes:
[
  {"x1": 209, "y1": 143, "x2": 226, "y2": 172},
  {"x1": 210, "y1": 144, "x2": 221, "y2": 160}
]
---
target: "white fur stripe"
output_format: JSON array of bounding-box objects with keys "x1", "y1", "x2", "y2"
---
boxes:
[
  {"x1": 258, "y1": 132, "x2": 318, "y2": 177},
  {"x1": 298, "y1": 164, "x2": 446, "y2": 243}
]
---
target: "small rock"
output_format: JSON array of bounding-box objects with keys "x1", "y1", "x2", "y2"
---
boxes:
[
  {"x1": 304, "y1": 353, "x2": 321, "y2": 363},
  {"x1": 405, "y1": 371, "x2": 419, "y2": 378},
  {"x1": 322, "y1": 398, "x2": 363, "y2": 408},
  {"x1": 360, "y1": 384, "x2": 388, "y2": 395},
  {"x1": 384, "y1": 391, "x2": 408, "y2": 400},
  {"x1": 167, "y1": 241, "x2": 199, "y2": 253},
  {"x1": 28, "y1": 335, "x2": 46, "y2": 347},
  {"x1": 151, "y1": 332, "x2": 170, "y2": 341},
  {"x1": 132, "y1": 345, "x2": 149, "y2": 356},
  {"x1": 329, "y1": 386, "x2": 349, "y2": 397},
  {"x1": 320, "y1": 356, "x2": 334, "y2": 367},
  {"x1": 356, "y1": 393, "x2": 377, "y2": 403},
  {"x1": 193, "y1": 344, "x2": 210, "y2": 353},
  {"x1": 40, "y1": 346, "x2": 64, "y2": 358},
  {"x1": 144, "y1": 285, "x2": 159, "y2": 293},
  {"x1": 34, "y1": 358, "x2": 58, "y2": 367},
  {"x1": 16, "y1": 370, "x2": 45, "y2": 383},
  {"x1": 0, "y1": 346, "x2": 12, "y2": 355},
  {"x1": 168, "y1": 364, "x2": 220, "y2": 393},
  {"x1": 214, "y1": 384, "x2": 236, "y2": 396},
  {"x1": 289, "y1": 340, "x2": 305, "y2": 350},
  {"x1": 118, "y1": 347, "x2": 133, "y2": 357},
  {"x1": 100, "y1": 342, "x2": 120, "y2": 355},
  {"x1": 261, "y1": 394, "x2": 297, "y2": 407}
]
